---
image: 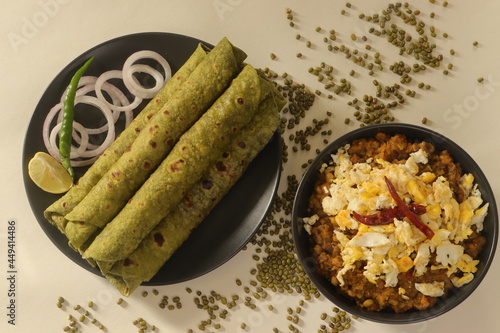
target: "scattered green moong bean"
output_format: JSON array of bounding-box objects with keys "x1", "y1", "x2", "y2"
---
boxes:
[{"x1": 57, "y1": 3, "x2": 480, "y2": 330}]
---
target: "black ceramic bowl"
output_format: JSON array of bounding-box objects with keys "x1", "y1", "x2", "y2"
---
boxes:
[{"x1": 291, "y1": 123, "x2": 498, "y2": 324}]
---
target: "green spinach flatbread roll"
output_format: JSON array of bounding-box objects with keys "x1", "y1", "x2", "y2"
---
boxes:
[
  {"x1": 83, "y1": 64, "x2": 275, "y2": 262},
  {"x1": 63, "y1": 37, "x2": 247, "y2": 250},
  {"x1": 43, "y1": 43, "x2": 210, "y2": 233},
  {"x1": 99, "y1": 91, "x2": 285, "y2": 296}
]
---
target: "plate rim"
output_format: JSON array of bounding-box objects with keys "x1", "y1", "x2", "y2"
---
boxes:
[
  {"x1": 291, "y1": 122, "x2": 498, "y2": 324},
  {"x1": 22, "y1": 31, "x2": 283, "y2": 285}
]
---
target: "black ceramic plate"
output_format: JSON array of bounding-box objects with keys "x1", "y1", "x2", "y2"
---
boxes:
[
  {"x1": 22, "y1": 32, "x2": 282, "y2": 285},
  {"x1": 292, "y1": 123, "x2": 498, "y2": 324}
]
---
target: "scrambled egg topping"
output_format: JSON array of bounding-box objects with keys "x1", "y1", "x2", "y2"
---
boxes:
[{"x1": 304, "y1": 144, "x2": 488, "y2": 297}]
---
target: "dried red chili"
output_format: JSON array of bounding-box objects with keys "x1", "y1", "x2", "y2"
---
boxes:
[
  {"x1": 384, "y1": 176, "x2": 435, "y2": 239},
  {"x1": 352, "y1": 204, "x2": 426, "y2": 226}
]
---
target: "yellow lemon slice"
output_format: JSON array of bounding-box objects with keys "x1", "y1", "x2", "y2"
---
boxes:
[{"x1": 28, "y1": 152, "x2": 73, "y2": 194}]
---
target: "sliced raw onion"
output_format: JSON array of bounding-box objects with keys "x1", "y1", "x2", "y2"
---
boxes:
[
  {"x1": 46, "y1": 96, "x2": 116, "y2": 166},
  {"x1": 57, "y1": 77, "x2": 123, "y2": 133},
  {"x1": 43, "y1": 102, "x2": 64, "y2": 159},
  {"x1": 44, "y1": 76, "x2": 129, "y2": 157},
  {"x1": 42, "y1": 50, "x2": 170, "y2": 167},
  {"x1": 94, "y1": 70, "x2": 143, "y2": 112},
  {"x1": 122, "y1": 50, "x2": 172, "y2": 99},
  {"x1": 123, "y1": 64, "x2": 165, "y2": 99},
  {"x1": 73, "y1": 95, "x2": 116, "y2": 158},
  {"x1": 49, "y1": 122, "x2": 89, "y2": 160}
]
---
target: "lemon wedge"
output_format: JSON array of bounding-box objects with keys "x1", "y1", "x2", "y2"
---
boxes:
[{"x1": 28, "y1": 152, "x2": 73, "y2": 194}]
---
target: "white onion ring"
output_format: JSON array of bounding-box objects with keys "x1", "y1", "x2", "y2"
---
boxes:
[
  {"x1": 57, "y1": 76, "x2": 127, "y2": 133},
  {"x1": 57, "y1": 76, "x2": 98, "y2": 105},
  {"x1": 43, "y1": 102, "x2": 64, "y2": 159},
  {"x1": 95, "y1": 70, "x2": 143, "y2": 112},
  {"x1": 48, "y1": 122, "x2": 97, "y2": 167},
  {"x1": 123, "y1": 63, "x2": 165, "y2": 99},
  {"x1": 45, "y1": 104, "x2": 98, "y2": 160},
  {"x1": 44, "y1": 77, "x2": 127, "y2": 156},
  {"x1": 46, "y1": 96, "x2": 116, "y2": 165},
  {"x1": 122, "y1": 50, "x2": 172, "y2": 99},
  {"x1": 72, "y1": 95, "x2": 115, "y2": 158},
  {"x1": 49, "y1": 122, "x2": 90, "y2": 160},
  {"x1": 42, "y1": 50, "x2": 170, "y2": 167},
  {"x1": 91, "y1": 78, "x2": 135, "y2": 128}
]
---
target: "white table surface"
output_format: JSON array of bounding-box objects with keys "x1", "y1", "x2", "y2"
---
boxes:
[{"x1": 1, "y1": 1, "x2": 499, "y2": 332}]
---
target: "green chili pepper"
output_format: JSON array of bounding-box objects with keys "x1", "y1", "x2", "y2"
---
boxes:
[{"x1": 59, "y1": 56, "x2": 94, "y2": 179}]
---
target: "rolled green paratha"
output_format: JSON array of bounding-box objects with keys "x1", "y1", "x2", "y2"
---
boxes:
[
  {"x1": 43, "y1": 43, "x2": 210, "y2": 233},
  {"x1": 101, "y1": 91, "x2": 285, "y2": 296},
  {"x1": 62, "y1": 37, "x2": 247, "y2": 250},
  {"x1": 83, "y1": 64, "x2": 275, "y2": 262}
]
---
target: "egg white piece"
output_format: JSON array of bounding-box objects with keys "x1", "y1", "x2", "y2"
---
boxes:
[{"x1": 305, "y1": 144, "x2": 488, "y2": 297}]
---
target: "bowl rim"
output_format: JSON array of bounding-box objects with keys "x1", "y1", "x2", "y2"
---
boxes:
[{"x1": 291, "y1": 123, "x2": 498, "y2": 324}]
